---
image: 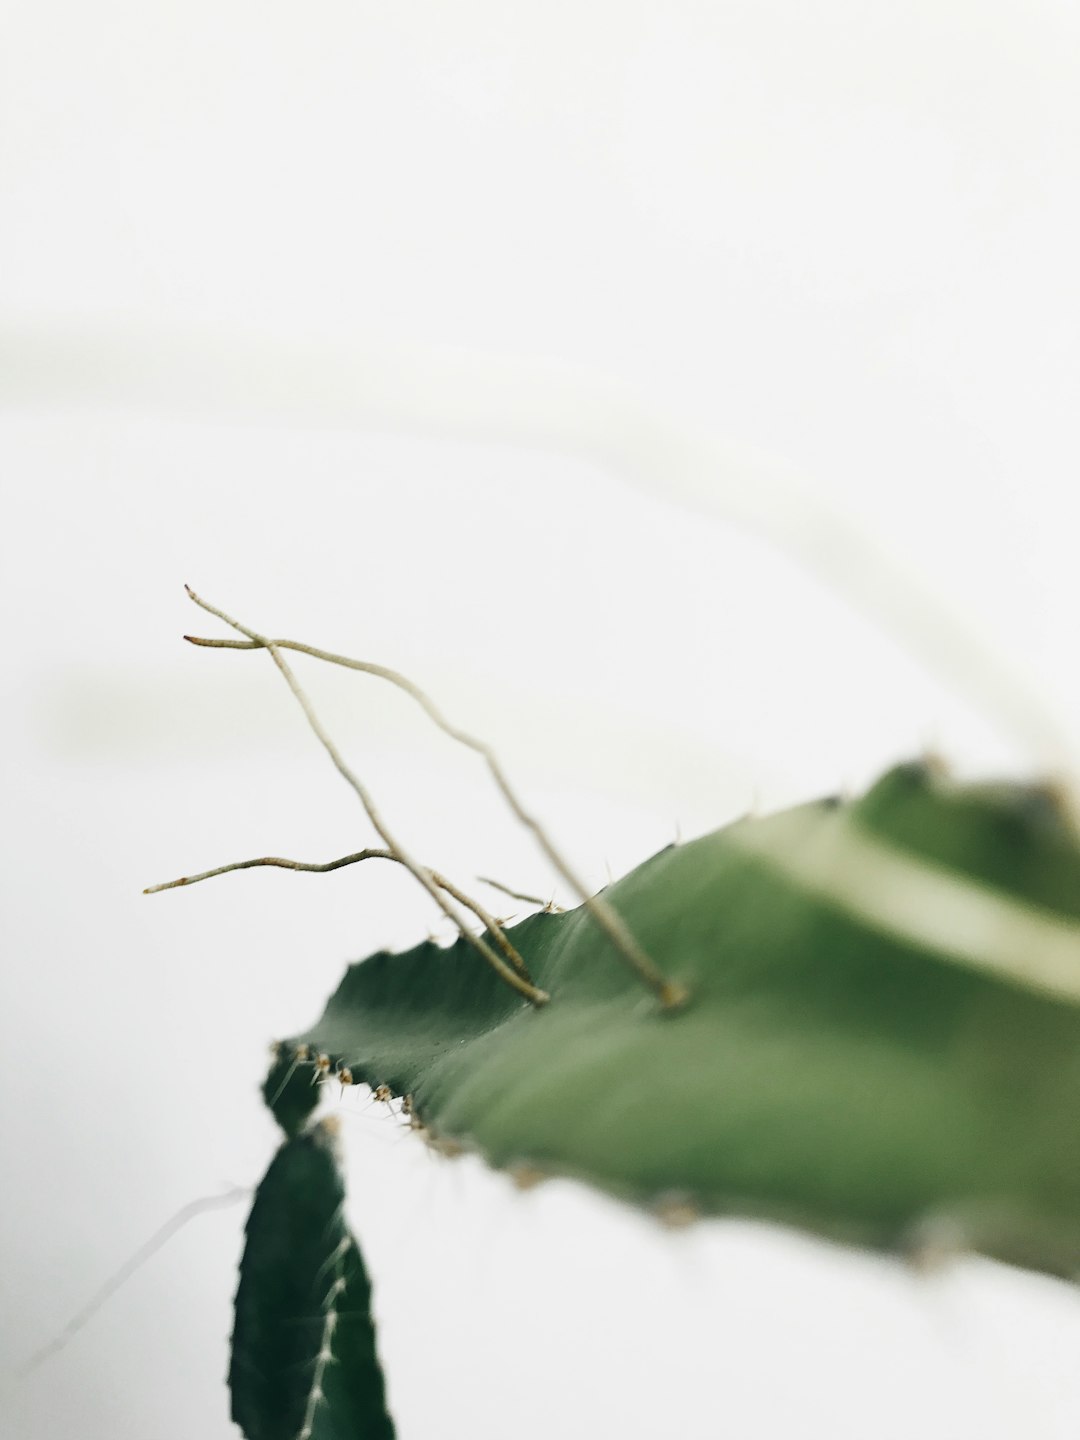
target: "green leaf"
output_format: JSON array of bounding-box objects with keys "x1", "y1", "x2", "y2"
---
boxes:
[
  {"x1": 231, "y1": 1121, "x2": 395, "y2": 1440},
  {"x1": 276, "y1": 762, "x2": 1080, "y2": 1276}
]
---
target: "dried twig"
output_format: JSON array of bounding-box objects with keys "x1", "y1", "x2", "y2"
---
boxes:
[
  {"x1": 175, "y1": 588, "x2": 547, "y2": 1006},
  {"x1": 478, "y1": 875, "x2": 564, "y2": 912},
  {"x1": 145, "y1": 847, "x2": 532, "y2": 978},
  {"x1": 185, "y1": 626, "x2": 687, "y2": 1007}
]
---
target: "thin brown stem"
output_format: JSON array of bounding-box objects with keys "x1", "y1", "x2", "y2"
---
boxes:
[
  {"x1": 184, "y1": 629, "x2": 686, "y2": 1007},
  {"x1": 144, "y1": 849, "x2": 392, "y2": 892},
  {"x1": 478, "y1": 876, "x2": 564, "y2": 912},
  {"x1": 145, "y1": 848, "x2": 532, "y2": 979},
  {"x1": 182, "y1": 588, "x2": 547, "y2": 1006}
]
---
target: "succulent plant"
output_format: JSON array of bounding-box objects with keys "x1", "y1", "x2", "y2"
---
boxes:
[{"x1": 154, "y1": 591, "x2": 1080, "y2": 1439}]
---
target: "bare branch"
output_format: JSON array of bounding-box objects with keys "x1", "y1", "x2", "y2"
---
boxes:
[
  {"x1": 144, "y1": 849, "x2": 392, "y2": 893},
  {"x1": 181, "y1": 588, "x2": 547, "y2": 1006},
  {"x1": 145, "y1": 847, "x2": 534, "y2": 981},
  {"x1": 184, "y1": 626, "x2": 687, "y2": 1007}
]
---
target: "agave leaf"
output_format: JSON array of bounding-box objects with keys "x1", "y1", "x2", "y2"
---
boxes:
[{"x1": 273, "y1": 763, "x2": 1080, "y2": 1276}]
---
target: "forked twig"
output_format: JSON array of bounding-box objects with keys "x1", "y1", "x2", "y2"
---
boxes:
[
  {"x1": 169, "y1": 588, "x2": 547, "y2": 1006},
  {"x1": 185, "y1": 623, "x2": 687, "y2": 1007},
  {"x1": 145, "y1": 848, "x2": 532, "y2": 978}
]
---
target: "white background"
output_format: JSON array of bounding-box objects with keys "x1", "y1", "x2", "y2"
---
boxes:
[{"x1": 3, "y1": 1, "x2": 1080, "y2": 1435}]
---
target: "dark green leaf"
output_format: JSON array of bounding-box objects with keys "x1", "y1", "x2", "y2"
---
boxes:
[
  {"x1": 231, "y1": 1121, "x2": 395, "y2": 1440},
  {"x1": 263, "y1": 1045, "x2": 321, "y2": 1138}
]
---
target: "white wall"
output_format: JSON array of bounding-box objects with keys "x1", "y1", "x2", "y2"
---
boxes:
[{"x1": 3, "y1": 2, "x2": 1080, "y2": 1435}]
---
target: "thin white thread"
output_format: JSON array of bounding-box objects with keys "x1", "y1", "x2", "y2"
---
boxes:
[{"x1": 732, "y1": 808, "x2": 1080, "y2": 1005}]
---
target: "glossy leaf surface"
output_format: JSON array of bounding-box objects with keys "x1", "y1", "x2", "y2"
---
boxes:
[
  {"x1": 275, "y1": 764, "x2": 1080, "y2": 1275},
  {"x1": 231, "y1": 1121, "x2": 395, "y2": 1440}
]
